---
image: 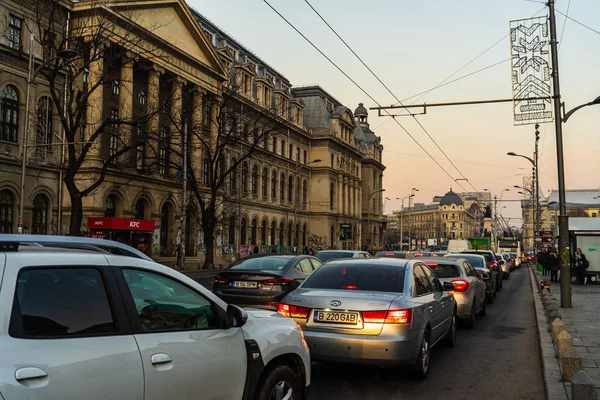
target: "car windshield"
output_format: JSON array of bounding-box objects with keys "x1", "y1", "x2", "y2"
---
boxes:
[
  {"x1": 315, "y1": 251, "x2": 354, "y2": 262},
  {"x1": 428, "y1": 263, "x2": 461, "y2": 278},
  {"x1": 375, "y1": 252, "x2": 407, "y2": 259},
  {"x1": 302, "y1": 263, "x2": 405, "y2": 293},
  {"x1": 230, "y1": 257, "x2": 290, "y2": 271}
]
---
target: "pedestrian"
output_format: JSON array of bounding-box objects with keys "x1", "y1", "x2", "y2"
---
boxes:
[
  {"x1": 573, "y1": 248, "x2": 589, "y2": 285},
  {"x1": 302, "y1": 246, "x2": 308, "y2": 255},
  {"x1": 549, "y1": 250, "x2": 559, "y2": 282},
  {"x1": 539, "y1": 249, "x2": 549, "y2": 276}
]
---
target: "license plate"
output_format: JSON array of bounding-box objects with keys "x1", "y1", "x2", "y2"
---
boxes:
[
  {"x1": 232, "y1": 281, "x2": 258, "y2": 288},
  {"x1": 314, "y1": 311, "x2": 359, "y2": 324}
]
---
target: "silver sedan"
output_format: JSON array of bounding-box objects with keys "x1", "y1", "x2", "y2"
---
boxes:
[{"x1": 278, "y1": 258, "x2": 457, "y2": 379}]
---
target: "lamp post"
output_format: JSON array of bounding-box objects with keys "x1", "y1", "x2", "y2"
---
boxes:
[
  {"x1": 396, "y1": 195, "x2": 414, "y2": 251},
  {"x1": 515, "y1": 184, "x2": 538, "y2": 265},
  {"x1": 367, "y1": 188, "x2": 385, "y2": 251},
  {"x1": 18, "y1": 33, "x2": 77, "y2": 233},
  {"x1": 294, "y1": 158, "x2": 321, "y2": 247}
]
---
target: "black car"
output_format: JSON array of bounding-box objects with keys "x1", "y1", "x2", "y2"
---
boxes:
[
  {"x1": 462, "y1": 250, "x2": 503, "y2": 291},
  {"x1": 374, "y1": 251, "x2": 414, "y2": 259},
  {"x1": 213, "y1": 254, "x2": 323, "y2": 307},
  {"x1": 445, "y1": 254, "x2": 497, "y2": 303}
]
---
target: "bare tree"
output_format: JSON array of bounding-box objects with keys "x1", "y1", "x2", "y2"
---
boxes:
[{"x1": 29, "y1": 0, "x2": 173, "y2": 235}]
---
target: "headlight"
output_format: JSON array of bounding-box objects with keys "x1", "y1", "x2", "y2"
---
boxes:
[{"x1": 296, "y1": 324, "x2": 307, "y2": 346}]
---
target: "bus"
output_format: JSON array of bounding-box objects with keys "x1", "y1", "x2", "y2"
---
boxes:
[{"x1": 497, "y1": 238, "x2": 522, "y2": 266}]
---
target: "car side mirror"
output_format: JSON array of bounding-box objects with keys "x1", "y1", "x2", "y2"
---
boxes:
[
  {"x1": 443, "y1": 282, "x2": 455, "y2": 291},
  {"x1": 477, "y1": 271, "x2": 483, "y2": 279},
  {"x1": 226, "y1": 304, "x2": 248, "y2": 328}
]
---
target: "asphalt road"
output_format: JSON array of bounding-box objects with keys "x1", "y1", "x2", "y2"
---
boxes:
[{"x1": 194, "y1": 265, "x2": 545, "y2": 400}]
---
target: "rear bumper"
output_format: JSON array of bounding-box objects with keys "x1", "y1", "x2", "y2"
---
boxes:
[
  {"x1": 454, "y1": 294, "x2": 474, "y2": 319},
  {"x1": 303, "y1": 329, "x2": 422, "y2": 365}
]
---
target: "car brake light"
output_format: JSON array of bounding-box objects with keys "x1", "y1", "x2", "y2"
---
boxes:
[
  {"x1": 214, "y1": 275, "x2": 229, "y2": 284},
  {"x1": 341, "y1": 285, "x2": 358, "y2": 290},
  {"x1": 489, "y1": 261, "x2": 498, "y2": 269},
  {"x1": 451, "y1": 279, "x2": 469, "y2": 292},
  {"x1": 363, "y1": 309, "x2": 412, "y2": 324},
  {"x1": 263, "y1": 277, "x2": 294, "y2": 285},
  {"x1": 277, "y1": 303, "x2": 310, "y2": 318},
  {"x1": 426, "y1": 263, "x2": 438, "y2": 267}
]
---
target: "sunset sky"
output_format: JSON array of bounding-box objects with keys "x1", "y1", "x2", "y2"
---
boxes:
[{"x1": 189, "y1": 0, "x2": 600, "y2": 226}]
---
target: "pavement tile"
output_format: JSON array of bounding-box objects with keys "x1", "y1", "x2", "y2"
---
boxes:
[
  {"x1": 582, "y1": 359, "x2": 599, "y2": 368},
  {"x1": 587, "y1": 347, "x2": 600, "y2": 354}
]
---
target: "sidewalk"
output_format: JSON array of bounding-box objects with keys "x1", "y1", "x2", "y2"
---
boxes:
[{"x1": 540, "y1": 270, "x2": 600, "y2": 398}]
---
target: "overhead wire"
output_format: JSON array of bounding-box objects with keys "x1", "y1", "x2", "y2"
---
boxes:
[
  {"x1": 261, "y1": 0, "x2": 470, "y2": 192},
  {"x1": 556, "y1": 9, "x2": 600, "y2": 36},
  {"x1": 559, "y1": 0, "x2": 573, "y2": 51},
  {"x1": 302, "y1": 0, "x2": 483, "y2": 197}
]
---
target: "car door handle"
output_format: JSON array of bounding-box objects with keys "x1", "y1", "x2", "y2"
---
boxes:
[
  {"x1": 15, "y1": 367, "x2": 48, "y2": 381},
  {"x1": 428, "y1": 305, "x2": 434, "y2": 312},
  {"x1": 151, "y1": 353, "x2": 173, "y2": 365}
]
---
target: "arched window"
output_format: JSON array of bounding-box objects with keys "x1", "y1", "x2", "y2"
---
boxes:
[
  {"x1": 1, "y1": 85, "x2": 19, "y2": 142},
  {"x1": 279, "y1": 221, "x2": 284, "y2": 246},
  {"x1": 251, "y1": 218, "x2": 257, "y2": 245},
  {"x1": 240, "y1": 217, "x2": 247, "y2": 245},
  {"x1": 160, "y1": 202, "x2": 172, "y2": 256},
  {"x1": 261, "y1": 168, "x2": 268, "y2": 198},
  {"x1": 330, "y1": 225, "x2": 335, "y2": 248},
  {"x1": 105, "y1": 195, "x2": 117, "y2": 217},
  {"x1": 228, "y1": 215, "x2": 236, "y2": 245},
  {"x1": 271, "y1": 170, "x2": 277, "y2": 201},
  {"x1": 251, "y1": 165, "x2": 258, "y2": 195},
  {"x1": 35, "y1": 96, "x2": 53, "y2": 151},
  {"x1": 135, "y1": 198, "x2": 146, "y2": 220},
  {"x1": 230, "y1": 157, "x2": 238, "y2": 192},
  {"x1": 295, "y1": 223, "x2": 300, "y2": 247},
  {"x1": 0, "y1": 189, "x2": 15, "y2": 233},
  {"x1": 261, "y1": 219, "x2": 267, "y2": 245},
  {"x1": 288, "y1": 175, "x2": 294, "y2": 204},
  {"x1": 280, "y1": 172, "x2": 286, "y2": 203},
  {"x1": 32, "y1": 194, "x2": 49, "y2": 234},
  {"x1": 241, "y1": 162, "x2": 249, "y2": 194},
  {"x1": 287, "y1": 221, "x2": 293, "y2": 247},
  {"x1": 330, "y1": 182, "x2": 335, "y2": 210},
  {"x1": 270, "y1": 220, "x2": 276, "y2": 246},
  {"x1": 296, "y1": 176, "x2": 300, "y2": 206},
  {"x1": 302, "y1": 224, "x2": 307, "y2": 247},
  {"x1": 138, "y1": 90, "x2": 147, "y2": 106},
  {"x1": 302, "y1": 180, "x2": 308, "y2": 210}
]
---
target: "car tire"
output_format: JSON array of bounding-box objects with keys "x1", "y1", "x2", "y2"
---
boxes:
[
  {"x1": 256, "y1": 363, "x2": 303, "y2": 400},
  {"x1": 465, "y1": 302, "x2": 476, "y2": 329},
  {"x1": 442, "y1": 313, "x2": 457, "y2": 348},
  {"x1": 414, "y1": 330, "x2": 430, "y2": 380},
  {"x1": 479, "y1": 298, "x2": 487, "y2": 316}
]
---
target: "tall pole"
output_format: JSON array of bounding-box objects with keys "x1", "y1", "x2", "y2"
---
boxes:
[
  {"x1": 179, "y1": 122, "x2": 188, "y2": 269},
  {"x1": 548, "y1": 0, "x2": 571, "y2": 307},
  {"x1": 400, "y1": 199, "x2": 404, "y2": 251},
  {"x1": 534, "y1": 125, "x2": 540, "y2": 267},
  {"x1": 18, "y1": 33, "x2": 35, "y2": 234}
]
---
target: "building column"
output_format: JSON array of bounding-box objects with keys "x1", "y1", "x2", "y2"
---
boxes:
[
  {"x1": 191, "y1": 88, "x2": 205, "y2": 181},
  {"x1": 83, "y1": 46, "x2": 104, "y2": 166},
  {"x1": 170, "y1": 76, "x2": 187, "y2": 175},
  {"x1": 119, "y1": 52, "x2": 136, "y2": 165},
  {"x1": 337, "y1": 175, "x2": 343, "y2": 213},
  {"x1": 147, "y1": 64, "x2": 164, "y2": 170}
]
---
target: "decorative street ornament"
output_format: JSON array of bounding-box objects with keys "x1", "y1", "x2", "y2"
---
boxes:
[{"x1": 510, "y1": 17, "x2": 553, "y2": 125}]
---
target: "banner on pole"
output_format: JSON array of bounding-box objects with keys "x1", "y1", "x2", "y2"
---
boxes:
[{"x1": 510, "y1": 17, "x2": 553, "y2": 125}]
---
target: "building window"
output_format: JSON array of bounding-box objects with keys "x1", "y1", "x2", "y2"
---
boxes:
[
  {"x1": 304, "y1": 150, "x2": 307, "y2": 164},
  {"x1": 42, "y1": 30, "x2": 56, "y2": 61},
  {"x1": 260, "y1": 219, "x2": 267, "y2": 245},
  {"x1": 271, "y1": 170, "x2": 277, "y2": 201},
  {"x1": 112, "y1": 80, "x2": 120, "y2": 96},
  {"x1": 272, "y1": 137, "x2": 277, "y2": 153},
  {"x1": 240, "y1": 217, "x2": 247, "y2": 245},
  {"x1": 330, "y1": 182, "x2": 335, "y2": 211},
  {"x1": 109, "y1": 109, "x2": 119, "y2": 164},
  {"x1": 134, "y1": 199, "x2": 146, "y2": 220},
  {"x1": 289, "y1": 144, "x2": 293, "y2": 160},
  {"x1": 251, "y1": 218, "x2": 258, "y2": 245},
  {"x1": 7, "y1": 15, "x2": 23, "y2": 50},
  {"x1": 1, "y1": 85, "x2": 19, "y2": 142},
  {"x1": 160, "y1": 203, "x2": 172, "y2": 256},
  {"x1": 261, "y1": 168, "x2": 268, "y2": 198},
  {"x1": 287, "y1": 222, "x2": 293, "y2": 247},
  {"x1": 281, "y1": 140, "x2": 286, "y2": 157},
  {"x1": 303, "y1": 180, "x2": 308, "y2": 209},
  {"x1": 279, "y1": 221, "x2": 284, "y2": 246},
  {"x1": 230, "y1": 158, "x2": 238, "y2": 192},
  {"x1": 136, "y1": 127, "x2": 145, "y2": 170},
  {"x1": 331, "y1": 154, "x2": 334, "y2": 168},
  {"x1": 241, "y1": 162, "x2": 249, "y2": 194},
  {"x1": 159, "y1": 127, "x2": 168, "y2": 176},
  {"x1": 270, "y1": 220, "x2": 276, "y2": 245},
  {"x1": 251, "y1": 165, "x2": 258, "y2": 195},
  {"x1": 0, "y1": 189, "x2": 15, "y2": 233},
  {"x1": 138, "y1": 91, "x2": 147, "y2": 106},
  {"x1": 302, "y1": 224, "x2": 307, "y2": 247},
  {"x1": 228, "y1": 215, "x2": 236, "y2": 245},
  {"x1": 31, "y1": 194, "x2": 49, "y2": 234},
  {"x1": 280, "y1": 172, "x2": 286, "y2": 203},
  {"x1": 288, "y1": 175, "x2": 293, "y2": 204},
  {"x1": 202, "y1": 151, "x2": 210, "y2": 185},
  {"x1": 35, "y1": 96, "x2": 53, "y2": 155},
  {"x1": 104, "y1": 195, "x2": 116, "y2": 217}
]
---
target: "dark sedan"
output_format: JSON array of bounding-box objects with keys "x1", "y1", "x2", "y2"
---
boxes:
[{"x1": 212, "y1": 254, "x2": 323, "y2": 307}]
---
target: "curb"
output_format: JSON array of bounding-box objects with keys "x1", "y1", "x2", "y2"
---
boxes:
[{"x1": 529, "y1": 265, "x2": 569, "y2": 400}]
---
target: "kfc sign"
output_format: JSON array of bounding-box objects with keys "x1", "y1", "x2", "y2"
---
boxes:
[{"x1": 88, "y1": 217, "x2": 155, "y2": 231}]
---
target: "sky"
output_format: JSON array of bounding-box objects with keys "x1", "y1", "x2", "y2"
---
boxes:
[{"x1": 188, "y1": 0, "x2": 600, "y2": 226}]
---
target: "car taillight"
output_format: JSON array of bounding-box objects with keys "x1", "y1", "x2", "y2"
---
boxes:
[
  {"x1": 363, "y1": 309, "x2": 412, "y2": 324},
  {"x1": 341, "y1": 285, "x2": 358, "y2": 290},
  {"x1": 451, "y1": 279, "x2": 469, "y2": 292},
  {"x1": 277, "y1": 303, "x2": 310, "y2": 318},
  {"x1": 426, "y1": 263, "x2": 438, "y2": 267},
  {"x1": 214, "y1": 275, "x2": 229, "y2": 284},
  {"x1": 489, "y1": 261, "x2": 498, "y2": 269},
  {"x1": 263, "y1": 277, "x2": 294, "y2": 285}
]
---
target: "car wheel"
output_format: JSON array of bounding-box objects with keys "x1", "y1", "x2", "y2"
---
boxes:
[
  {"x1": 414, "y1": 330, "x2": 430, "y2": 380},
  {"x1": 479, "y1": 298, "x2": 487, "y2": 316},
  {"x1": 256, "y1": 363, "x2": 303, "y2": 400},
  {"x1": 442, "y1": 313, "x2": 456, "y2": 348},
  {"x1": 465, "y1": 302, "x2": 476, "y2": 329}
]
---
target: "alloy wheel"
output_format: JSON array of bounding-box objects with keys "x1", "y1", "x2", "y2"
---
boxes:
[
  {"x1": 421, "y1": 335, "x2": 430, "y2": 373},
  {"x1": 269, "y1": 380, "x2": 294, "y2": 400}
]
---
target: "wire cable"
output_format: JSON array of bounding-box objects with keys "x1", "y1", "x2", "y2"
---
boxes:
[
  {"x1": 262, "y1": 0, "x2": 469, "y2": 192},
  {"x1": 559, "y1": 0, "x2": 573, "y2": 51},
  {"x1": 555, "y1": 9, "x2": 600, "y2": 36}
]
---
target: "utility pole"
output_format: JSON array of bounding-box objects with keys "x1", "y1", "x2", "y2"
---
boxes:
[
  {"x1": 548, "y1": 0, "x2": 571, "y2": 308},
  {"x1": 534, "y1": 124, "x2": 540, "y2": 268}
]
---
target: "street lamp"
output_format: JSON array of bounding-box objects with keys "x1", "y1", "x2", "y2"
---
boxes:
[
  {"x1": 18, "y1": 33, "x2": 77, "y2": 233},
  {"x1": 396, "y1": 194, "x2": 414, "y2": 251},
  {"x1": 367, "y1": 188, "x2": 385, "y2": 251},
  {"x1": 562, "y1": 96, "x2": 600, "y2": 122}
]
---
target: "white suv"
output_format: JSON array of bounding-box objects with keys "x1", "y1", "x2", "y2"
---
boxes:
[{"x1": 0, "y1": 241, "x2": 310, "y2": 400}]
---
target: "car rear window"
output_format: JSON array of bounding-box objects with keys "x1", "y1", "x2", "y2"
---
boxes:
[
  {"x1": 464, "y1": 251, "x2": 494, "y2": 264},
  {"x1": 375, "y1": 252, "x2": 407, "y2": 259},
  {"x1": 453, "y1": 255, "x2": 484, "y2": 268},
  {"x1": 302, "y1": 264, "x2": 405, "y2": 292},
  {"x1": 428, "y1": 264, "x2": 461, "y2": 278},
  {"x1": 315, "y1": 251, "x2": 354, "y2": 262},
  {"x1": 230, "y1": 257, "x2": 290, "y2": 271}
]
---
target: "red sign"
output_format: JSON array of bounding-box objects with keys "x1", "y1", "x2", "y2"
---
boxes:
[{"x1": 87, "y1": 217, "x2": 156, "y2": 232}]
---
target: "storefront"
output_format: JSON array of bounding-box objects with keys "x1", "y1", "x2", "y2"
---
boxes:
[{"x1": 87, "y1": 217, "x2": 156, "y2": 256}]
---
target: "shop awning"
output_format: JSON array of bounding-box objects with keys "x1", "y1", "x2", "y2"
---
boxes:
[{"x1": 88, "y1": 217, "x2": 156, "y2": 232}]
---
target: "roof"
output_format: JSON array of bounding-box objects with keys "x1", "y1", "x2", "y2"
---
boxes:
[
  {"x1": 440, "y1": 190, "x2": 464, "y2": 207},
  {"x1": 354, "y1": 103, "x2": 368, "y2": 117},
  {"x1": 546, "y1": 189, "x2": 600, "y2": 208},
  {"x1": 299, "y1": 96, "x2": 332, "y2": 130}
]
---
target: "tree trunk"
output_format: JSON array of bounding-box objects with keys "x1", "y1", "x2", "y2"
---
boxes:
[
  {"x1": 68, "y1": 190, "x2": 84, "y2": 236},
  {"x1": 201, "y1": 206, "x2": 216, "y2": 269}
]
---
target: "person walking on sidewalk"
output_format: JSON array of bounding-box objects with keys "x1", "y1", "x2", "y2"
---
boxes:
[
  {"x1": 549, "y1": 249, "x2": 559, "y2": 282},
  {"x1": 539, "y1": 249, "x2": 549, "y2": 276},
  {"x1": 573, "y1": 248, "x2": 589, "y2": 285}
]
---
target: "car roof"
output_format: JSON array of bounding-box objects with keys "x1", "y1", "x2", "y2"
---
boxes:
[
  {"x1": 316, "y1": 250, "x2": 360, "y2": 253},
  {"x1": 324, "y1": 257, "x2": 409, "y2": 267}
]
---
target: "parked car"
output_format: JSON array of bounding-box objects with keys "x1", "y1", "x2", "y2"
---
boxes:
[
  {"x1": 374, "y1": 251, "x2": 414, "y2": 259},
  {"x1": 0, "y1": 238, "x2": 311, "y2": 400},
  {"x1": 462, "y1": 250, "x2": 503, "y2": 291},
  {"x1": 497, "y1": 254, "x2": 512, "y2": 279},
  {"x1": 421, "y1": 258, "x2": 486, "y2": 328},
  {"x1": 314, "y1": 250, "x2": 372, "y2": 263},
  {"x1": 212, "y1": 254, "x2": 322, "y2": 308},
  {"x1": 445, "y1": 253, "x2": 497, "y2": 303},
  {"x1": 278, "y1": 258, "x2": 457, "y2": 379},
  {"x1": 413, "y1": 251, "x2": 434, "y2": 257},
  {"x1": 511, "y1": 252, "x2": 521, "y2": 268}
]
